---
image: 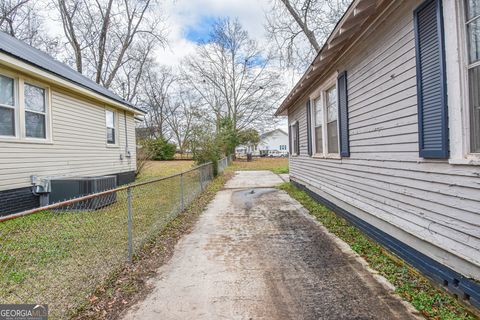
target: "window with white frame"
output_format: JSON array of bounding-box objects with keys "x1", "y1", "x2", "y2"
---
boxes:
[
  {"x1": 24, "y1": 83, "x2": 47, "y2": 139},
  {"x1": 0, "y1": 74, "x2": 15, "y2": 137},
  {"x1": 106, "y1": 110, "x2": 116, "y2": 144},
  {"x1": 0, "y1": 72, "x2": 50, "y2": 141},
  {"x1": 314, "y1": 96, "x2": 323, "y2": 154},
  {"x1": 312, "y1": 82, "x2": 339, "y2": 156},
  {"x1": 326, "y1": 85, "x2": 338, "y2": 154},
  {"x1": 465, "y1": 0, "x2": 480, "y2": 153}
]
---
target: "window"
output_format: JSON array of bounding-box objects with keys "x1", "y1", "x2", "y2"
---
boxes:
[
  {"x1": 326, "y1": 85, "x2": 338, "y2": 154},
  {"x1": 0, "y1": 74, "x2": 15, "y2": 137},
  {"x1": 465, "y1": 0, "x2": 480, "y2": 152},
  {"x1": 311, "y1": 80, "x2": 339, "y2": 156},
  {"x1": 291, "y1": 122, "x2": 299, "y2": 155},
  {"x1": 24, "y1": 83, "x2": 47, "y2": 139},
  {"x1": 280, "y1": 145, "x2": 287, "y2": 150},
  {"x1": 314, "y1": 96, "x2": 323, "y2": 154},
  {"x1": 106, "y1": 110, "x2": 116, "y2": 144},
  {"x1": 0, "y1": 73, "x2": 50, "y2": 141}
]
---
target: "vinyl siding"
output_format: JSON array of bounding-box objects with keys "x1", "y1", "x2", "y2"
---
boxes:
[
  {"x1": 0, "y1": 89, "x2": 136, "y2": 191},
  {"x1": 288, "y1": 0, "x2": 480, "y2": 280}
]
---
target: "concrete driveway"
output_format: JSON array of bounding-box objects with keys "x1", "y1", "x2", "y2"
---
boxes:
[{"x1": 122, "y1": 171, "x2": 418, "y2": 320}]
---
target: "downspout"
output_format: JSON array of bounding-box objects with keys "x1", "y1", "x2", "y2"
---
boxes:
[{"x1": 124, "y1": 110, "x2": 131, "y2": 158}]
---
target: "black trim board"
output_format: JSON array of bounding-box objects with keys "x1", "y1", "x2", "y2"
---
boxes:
[{"x1": 290, "y1": 179, "x2": 480, "y2": 309}]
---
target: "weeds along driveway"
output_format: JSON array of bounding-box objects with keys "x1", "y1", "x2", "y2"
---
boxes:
[{"x1": 121, "y1": 171, "x2": 418, "y2": 320}]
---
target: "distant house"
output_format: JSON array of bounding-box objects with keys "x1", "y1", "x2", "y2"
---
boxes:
[
  {"x1": 0, "y1": 32, "x2": 145, "y2": 216},
  {"x1": 235, "y1": 129, "x2": 289, "y2": 156},
  {"x1": 276, "y1": 0, "x2": 480, "y2": 307}
]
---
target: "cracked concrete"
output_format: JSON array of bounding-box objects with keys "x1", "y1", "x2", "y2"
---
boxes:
[{"x1": 121, "y1": 171, "x2": 419, "y2": 320}]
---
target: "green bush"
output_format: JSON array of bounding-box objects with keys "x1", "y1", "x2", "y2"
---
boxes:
[
  {"x1": 190, "y1": 128, "x2": 221, "y2": 176},
  {"x1": 145, "y1": 138, "x2": 176, "y2": 161}
]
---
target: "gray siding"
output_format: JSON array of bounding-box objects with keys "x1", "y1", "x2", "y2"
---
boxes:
[
  {"x1": 288, "y1": 0, "x2": 480, "y2": 279},
  {"x1": 0, "y1": 89, "x2": 137, "y2": 191}
]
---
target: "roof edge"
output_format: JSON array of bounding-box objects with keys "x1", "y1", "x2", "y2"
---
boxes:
[
  {"x1": 0, "y1": 50, "x2": 146, "y2": 115},
  {"x1": 275, "y1": 0, "x2": 390, "y2": 116}
]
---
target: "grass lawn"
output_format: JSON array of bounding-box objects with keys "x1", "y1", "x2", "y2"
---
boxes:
[
  {"x1": 0, "y1": 160, "x2": 208, "y2": 319},
  {"x1": 72, "y1": 172, "x2": 233, "y2": 319},
  {"x1": 280, "y1": 182, "x2": 478, "y2": 320},
  {"x1": 226, "y1": 157, "x2": 289, "y2": 174},
  {"x1": 136, "y1": 160, "x2": 195, "y2": 181}
]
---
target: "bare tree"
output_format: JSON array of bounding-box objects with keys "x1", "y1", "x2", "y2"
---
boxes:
[
  {"x1": 116, "y1": 39, "x2": 156, "y2": 104},
  {"x1": 266, "y1": 0, "x2": 350, "y2": 71},
  {"x1": 182, "y1": 18, "x2": 284, "y2": 133},
  {"x1": 0, "y1": 0, "x2": 59, "y2": 54},
  {"x1": 165, "y1": 89, "x2": 199, "y2": 154},
  {"x1": 56, "y1": 0, "x2": 167, "y2": 89},
  {"x1": 139, "y1": 65, "x2": 176, "y2": 140}
]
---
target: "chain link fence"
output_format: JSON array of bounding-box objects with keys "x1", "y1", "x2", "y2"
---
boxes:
[
  {"x1": 217, "y1": 155, "x2": 233, "y2": 174},
  {"x1": 0, "y1": 159, "x2": 226, "y2": 318}
]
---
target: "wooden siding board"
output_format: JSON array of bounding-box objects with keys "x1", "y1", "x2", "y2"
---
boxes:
[
  {"x1": 290, "y1": 170, "x2": 480, "y2": 266},
  {"x1": 291, "y1": 164, "x2": 480, "y2": 247},
  {"x1": 291, "y1": 159, "x2": 480, "y2": 212},
  {"x1": 288, "y1": 0, "x2": 480, "y2": 277}
]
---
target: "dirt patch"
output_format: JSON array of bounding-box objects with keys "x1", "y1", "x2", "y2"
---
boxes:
[{"x1": 71, "y1": 172, "x2": 233, "y2": 320}]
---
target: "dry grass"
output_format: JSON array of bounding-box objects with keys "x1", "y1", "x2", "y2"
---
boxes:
[
  {"x1": 226, "y1": 157, "x2": 289, "y2": 174},
  {"x1": 136, "y1": 160, "x2": 195, "y2": 181}
]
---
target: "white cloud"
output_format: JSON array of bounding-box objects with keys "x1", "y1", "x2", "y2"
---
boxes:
[{"x1": 157, "y1": 0, "x2": 272, "y2": 67}]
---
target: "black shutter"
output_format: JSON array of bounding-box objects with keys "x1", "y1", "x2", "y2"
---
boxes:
[
  {"x1": 306, "y1": 100, "x2": 312, "y2": 156},
  {"x1": 288, "y1": 125, "x2": 292, "y2": 155},
  {"x1": 414, "y1": 0, "x2": 449, "y2": 158},
  {"x1": 338, "y1": 71, "x2": 349, "y2": 157}
]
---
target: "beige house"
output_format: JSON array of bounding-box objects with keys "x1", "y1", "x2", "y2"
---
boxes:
[
  {"x1": 0, "y1": 32, "x2": 145, "y2": 216},
  {"x1": 277, "y1": 0, "x2": 480, "y2": 309}
]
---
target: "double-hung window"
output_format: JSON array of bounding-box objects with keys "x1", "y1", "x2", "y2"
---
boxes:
[
  {"x1": 24, "y1": 83, "x2": 47, "y2": 139},
  {"x1": 312, "y1": 79, "x2": 339, "y2": 157},
  {"x1": 326, "y1": 86, "x2": 338, "y2": 154},
  {"x1": 106, "y1": 110, "x2": 116, "y2": 144},
  {"x1": 314, "y1": 96, "x2": 323, "y2": 154},
  {"x1": 465, "y1": 0, "x2": 480, "y2": 153},
  {"x1": 0, "y1": 72, "x2": 50, "y2": 141},
  {"x1": 0, "y1": 74, "x2": 16, "y2": 137}
]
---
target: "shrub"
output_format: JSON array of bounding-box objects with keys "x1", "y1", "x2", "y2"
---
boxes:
[
  {"x1": 145, "y1": 138, "x2": 176, "y2": 161},
  {"x1": 190, "y1": 128, "x2": 221, "y2": 176}
]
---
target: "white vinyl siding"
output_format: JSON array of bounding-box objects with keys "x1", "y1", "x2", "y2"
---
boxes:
[
  {"x1": 288, "y1": 0, "x2": 480, "y2": 279},
  {"x1": 0, "y1": 89, "x2": 136, "y2": 191}
]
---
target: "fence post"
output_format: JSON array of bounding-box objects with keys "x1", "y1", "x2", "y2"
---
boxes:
[
  {"x1": 199, "y1": 167, "x2": 204, "y2": 192},
  {"x1": 180, "y1": 172, "x2": 185, "y2": 211},
  {"x1": 127, "y1": 187, "x2": 133, "y2": 263}
]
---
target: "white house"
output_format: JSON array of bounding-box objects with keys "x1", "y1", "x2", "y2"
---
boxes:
[
  {"x1": 236, "y1": 129, "x2": 289, "y2": 156},
  {"x1": 277, "y1": 0, "x2": 480, "y2": 309},
  {"x1": 0, "y1": 32, "x2": 145, "y2": 216}
]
